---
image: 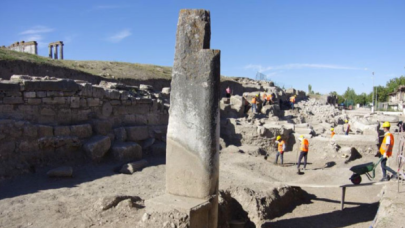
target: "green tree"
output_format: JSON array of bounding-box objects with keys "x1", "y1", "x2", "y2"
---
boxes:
[
  {"x1": 308, "y1": 84, "x2": 313, "y2": 95},
  {"x1": 386, "y1": 76, "x2": 405, "y2": 94}
]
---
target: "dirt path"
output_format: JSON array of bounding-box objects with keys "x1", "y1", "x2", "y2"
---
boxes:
[{"x1": 0, "y1": 151, "x2": 385, "y2": 228}]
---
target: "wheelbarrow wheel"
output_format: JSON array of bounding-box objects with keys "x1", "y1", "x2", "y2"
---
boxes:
[{"x1": 350, "y1": 174, "x2": 362, "y2": 185}]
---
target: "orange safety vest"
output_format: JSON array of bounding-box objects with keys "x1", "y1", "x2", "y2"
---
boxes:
[
  {"x1": 380, "y1": 132, "x2": 394, "y2": 157},
  {"x1": 251, "y1": 97, "x2": 257, "y2": 104},
  {"x1": 290, "y1": 97, "x2": 295, "y2": 103},
  {"x1": 300, "y1": 139, "x2": 309, "y2": 152},
  {"x1": 278, "y1": 140, "x2": 285, "y2": 153},
  {"x1": 331, "y1": 132, "x2": 335, "y2": 138},
  {"x1": 267, "y1": 95, "x2": 271, "y2": 101}
]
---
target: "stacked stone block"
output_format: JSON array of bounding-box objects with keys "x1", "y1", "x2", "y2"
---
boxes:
[{"x1": 0, "y1": 75, "x2": 169, "y2": 177}]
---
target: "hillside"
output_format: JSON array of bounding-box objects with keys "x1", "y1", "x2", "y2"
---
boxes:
[{"x1": 0, "y1": 49, "x2": 172, "y2": 80}]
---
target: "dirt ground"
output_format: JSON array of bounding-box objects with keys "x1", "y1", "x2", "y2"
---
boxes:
[{"x1": 0, "y1": 146, "x2": 390, "y2": 228}]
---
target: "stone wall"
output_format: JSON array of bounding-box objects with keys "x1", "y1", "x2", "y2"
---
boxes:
[{"x1": 0, "y1": 75, "x2": 169, "y2": 177}]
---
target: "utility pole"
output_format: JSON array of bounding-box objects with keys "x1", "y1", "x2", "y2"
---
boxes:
[{"x1": 372, "y1": 72, "x2": 375, "y2": 113}]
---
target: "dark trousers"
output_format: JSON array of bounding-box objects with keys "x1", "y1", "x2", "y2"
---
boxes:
[
  {"x1": 291, "y1": 102, "x2": 294, "y2": 110},
  {"x1": 381, "y1": 158, "x2": 397, "y2": 178},
  {"x1": 297, "y1": 151, "x2": 308, "y2": 169},
  {"x1": 263, "y1": 100, "x2": 267, "y2": 106},
  {"x1": 275, "y1": 152, "x2": 284, "y2": 164}
]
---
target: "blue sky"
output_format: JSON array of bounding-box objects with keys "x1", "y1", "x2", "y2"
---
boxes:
[{"x1": 1, "y1": 0, "x2": 404, "y2": 95}]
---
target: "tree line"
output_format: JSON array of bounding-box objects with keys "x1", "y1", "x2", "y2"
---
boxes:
[{"x1": 309, "y1": 76, "x2": 405, "y2": 106}]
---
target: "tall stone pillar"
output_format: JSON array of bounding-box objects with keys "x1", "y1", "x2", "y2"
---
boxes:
[
  {"x1": 54, "y1": 44, "x2": 58, "y2": 59},
  {"x1": 59, "y1": 43, "x2": 64, "y2": 60},
  {"x1": 48, "y1": 45, "x2": 53, "y2": 58},
  {"x1": 146, "y1": 9, "x2": 220, "y2": 228}
]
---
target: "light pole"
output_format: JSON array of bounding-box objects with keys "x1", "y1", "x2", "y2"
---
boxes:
[{"x1": 372, "y1": 72, "x2": 375, "y2": 113}]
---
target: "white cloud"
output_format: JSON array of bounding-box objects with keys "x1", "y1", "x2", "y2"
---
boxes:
[
  {"x1": 244, "y1": 63, "x2": 367, "y2": 72},
  {"x1": 20, "y1": 26, "x2": 53, "y2": 35},
  {"x1": 64, "y1": 34, "x2": 78, "y2": 44},
  {"x1": 107, "y1": 29, "x2": 131, "y2": 43},
  {"x1": 18, "y1": 26, "x2": 54, "y2": 49}
]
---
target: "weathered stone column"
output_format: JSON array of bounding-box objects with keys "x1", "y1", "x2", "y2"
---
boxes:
[
  {"x1": 168, "y1": 9, "x2": 220, "y2": 227},
  {"x1": 167, "y1": 8, "x2": 220, "y2": 200},
  {"x1": 48, "y1": 45, "x2": 53, "y2": 58},
  {"x1": 59, "y1": 43, "x2": 64, "y2": 60},
  {"x1": 145, "y1": 9, "x2": 220, "y2": 228},
  {"x1": 54, "y1": 44, "x2": 58, "y2": 59}
]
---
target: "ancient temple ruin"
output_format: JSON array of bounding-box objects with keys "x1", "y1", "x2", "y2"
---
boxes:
[
  {"x1": 48, "y1": 41, "x2": 64, "y2": 60},
  {"x1": 1, "y1": 41, "x2": 38, "y2": 55}
]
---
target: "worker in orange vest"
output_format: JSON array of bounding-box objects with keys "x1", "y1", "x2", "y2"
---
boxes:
[
  {"x1": 331, "y1": 128, "x2": 335, "y2": 138},
  {"x1": 297, "y1": 135, "x2": 309, "y2": 170},
  {"x1": 262, "y1": 93, "x2": 268, "y2": 106},
  {"x1": 290, "y1": 95, "x2": 296, "y2": 110},
  {"x1": 379, "y1": 122, "x2": 398, "y2": 181},
  {"x1": 266, "y1": 94, "x2": 272, "y2": 105},
  {"x1": 251, "y1": 95, "x2": 258, "y2": 113},
  {"x1": 275, "y1": 135, "x2": 285, "y2": 165}
]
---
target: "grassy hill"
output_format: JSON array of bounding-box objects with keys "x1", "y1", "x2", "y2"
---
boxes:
[{"x1": 0, "y1": 48, "x2": 172, "y2": 81}]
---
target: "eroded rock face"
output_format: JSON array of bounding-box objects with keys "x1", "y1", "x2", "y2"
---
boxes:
[{"x1": 218, "y1": 186, "x2": 308, "y2": 227}]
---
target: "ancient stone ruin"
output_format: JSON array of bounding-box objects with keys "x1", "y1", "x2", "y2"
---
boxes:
[
  {"x1": 145, "y1": 9, "x2": 221, "y2": 228},
  {"x1": 0, "y1": 75, "x2": 169, "y2": 177},
  {"x1": 48, "y1": 41, "x2": 64, "y2": 60},
  {"x1": 1, "y1": 41, "x2": 38, "y2": 55}
]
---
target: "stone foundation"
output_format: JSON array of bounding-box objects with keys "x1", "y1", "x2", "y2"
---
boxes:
[{"x1": 0, "y1": 75, "x2": 169, "y2": 177}]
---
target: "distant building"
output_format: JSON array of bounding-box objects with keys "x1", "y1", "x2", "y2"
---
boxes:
[
  {"x1": 1, "y1": 41, "x2": 38, "y2": 55},
  {"x1": 387, "y1": 85, "x2": 405, "y2": 110}
]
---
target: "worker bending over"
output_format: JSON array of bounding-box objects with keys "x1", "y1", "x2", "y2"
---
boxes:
[
  {"x1": 267, "y1": 93, "x2": 272, "y2": 105},
  {"x1": 379, "y1": 121, "x2": 398, "y2": 181},
  {"x1": 297, "y1": 135, "x2": 309, "y2": 170},
  {"x1": 331, "y1": 128, "x2": 335, "y2": 138},
  {"x1": 275, "y1": 135, "x2": 285, "y2": 165}
]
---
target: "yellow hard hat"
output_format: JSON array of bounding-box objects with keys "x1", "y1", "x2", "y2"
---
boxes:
[
  {"x1": 345, "y1": 120, "x2": 348, "y2": 123},
  {"x1": 256, "y1": 94, "x2": 259, "y2": 97},
  {"x1": 382, "y1": 122, "x2": 391, "y2": 128},
  {"x1": 276, "y1": 135, "x2": 281, "y2": 140},
  {"x1": 331, "y1": 128, "x2": 334, "y2": 131}
]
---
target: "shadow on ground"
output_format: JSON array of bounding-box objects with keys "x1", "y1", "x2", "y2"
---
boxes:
[
  {"x1": 0, "y1": 156, "x2": 165, "y2": 200},
  {"x1": 263, "y1": 201, "x2": 378, "y2": 228}
]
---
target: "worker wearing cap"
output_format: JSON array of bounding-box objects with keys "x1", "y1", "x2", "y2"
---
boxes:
[
  {"x1": 290, "y1": 95, "x2": 296, "y2": 110},
  {"x1": 297, "y1": 135, "x2": 309, "y2": 170},
  {"x1": 251, "y1": 95, "x2": 258, "y2": 113},
  {"x1": 343, "y1": 120, "x2": 350, "y2": 135},
  {"x1": 275, "y1": 135, "x2": 285, "y2": 165},
  {"x1": 379, "y1": 121, "x2": 398, "y2": 181},
  {"x1": 331, "y1": 128, "x2": 335, "y2": 138}
]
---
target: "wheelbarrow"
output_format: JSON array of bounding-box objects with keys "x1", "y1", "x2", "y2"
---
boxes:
[{"x1": 349, "y1": 157, "x2": 383, "y2": 185}]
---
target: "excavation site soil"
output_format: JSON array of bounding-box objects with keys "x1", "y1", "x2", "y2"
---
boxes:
[{"x1": 0, "y1": 140, "x2": 393, "y2": 228}]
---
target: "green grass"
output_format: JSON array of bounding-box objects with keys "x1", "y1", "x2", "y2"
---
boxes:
[
  {"x1": 0, "y1": 48, "x2": 173, "y2": 80},
  {"x1": 0, "y1": 48, "x2": 240, "y2": 81}
]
